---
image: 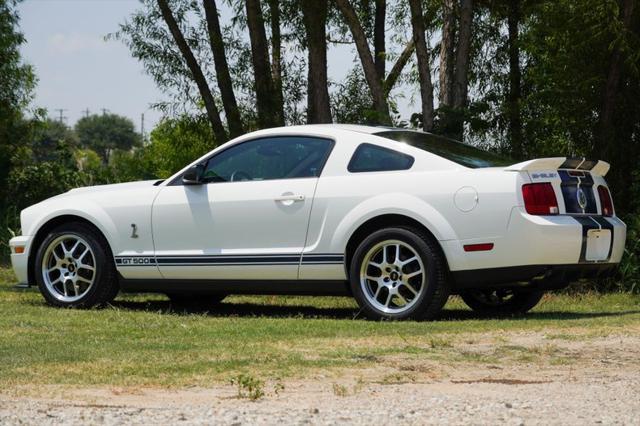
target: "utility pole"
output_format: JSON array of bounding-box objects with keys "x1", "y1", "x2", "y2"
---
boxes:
[
  {"x1": 82, "y1": 108, "x2": 90, "y2": 118},
  {"x1": 140, "y1": 113, "x2": 145, "y2": 144},
  {"x1": 54, "y1": 108, "x2": 67, "y2": 123},
  {"x1": 101, "y1": 108, "x2": 109, "y2": 116}
]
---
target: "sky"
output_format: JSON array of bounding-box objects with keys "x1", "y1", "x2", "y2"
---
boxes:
[
  {"x1": 17, "y1": 0, "x2": 417, "y2": 134},
  {"x1": 18, "y1": 0, "x2": 164, "y2": 133}
]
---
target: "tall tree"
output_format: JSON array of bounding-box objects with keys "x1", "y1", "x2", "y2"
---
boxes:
[
  {"x1": 334, "y1": 0, "x2": 391, "y2": 124},
  {"x1": 267, "y1": 0, "x2": 285, "y2": 125},
  {"x1": 246, "y1": 0, "x2": 283, "y2": 127},
  {"x1": 374, "y1": 0, "x2": 386, "y2": 80},
  {"x1": 202, "y1": 0, "x2": 244, "y2": 137},
  {"x1": 75, "y1": 114, "x2": 141, "y2": 163},
  {"x1": 439, "y1": 0, "x2": 455, "y2": 107},
  {"x1": 437, "y1": 0, "x2": 474, "y2": 140},
  {"x1": 301, "y1": 0, "x2": 332, "y2": 123},
  {"x1": 0, "y1": 0, "x2": 35, "y2": 192},
  {"x1": 453, "y1": 0, "x2": 473, "y2": 111},
  {"x1": 598, "y1": 0, "x2": 635, "y2": 160},
  {"x1": 507, "y1": 0, "x2": 523, "y2": 158},
  {"x1": 408, "y1": 0, "x2": 435, "y2": 131},
  {"x1": 156, "y1": 0, "x2": 228, "y2": 142}
]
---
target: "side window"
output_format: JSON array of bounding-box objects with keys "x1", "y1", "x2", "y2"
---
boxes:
[
  {"x1": 348, "y1": 143, "x2": 414, "y2": 173},
  {"x1": 202, "y1": 136, "x2": 333, "y2": 183}
]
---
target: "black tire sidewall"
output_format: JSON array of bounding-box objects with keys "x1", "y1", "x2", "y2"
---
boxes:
[
  {"x1": 349, "y1": 228, "x2": 440, "y2": 320},
  {"x1": 460, "y1": 289, "x2": 544, "y2": 314},
  {"x1": 35, "y1": 224, "x2": 112, "y2": 308}
]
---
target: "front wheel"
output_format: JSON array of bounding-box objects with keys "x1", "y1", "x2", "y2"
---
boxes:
[
  {"x1": 35, "y1": 222, "x2": 119, "y2": 308},
  {"x1": 349, "y1": 227, "x2": 450, "y2": 320},
  {"x1": 460, "y1": 289, "x2": 544, "y2": 315}
]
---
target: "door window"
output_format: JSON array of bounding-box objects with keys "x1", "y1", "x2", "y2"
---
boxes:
[{"x1": 202, "y1": 136, "x2": 334, "y2": 183}]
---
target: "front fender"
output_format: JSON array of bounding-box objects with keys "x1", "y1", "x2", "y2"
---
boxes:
[{"x1": 22, "y1": 200, "x2": 121, "y2": 255}]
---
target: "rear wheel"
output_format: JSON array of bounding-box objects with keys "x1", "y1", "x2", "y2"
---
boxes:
[
  {"x1": 349, "y1": 227, "x2": 449, "y2": 320},
  {"x1": 460, "y1": 289, "x2": 544, "y2": 315},
  {"x1": 35, "y1": 222, "x2": 118, "y2": 308}
]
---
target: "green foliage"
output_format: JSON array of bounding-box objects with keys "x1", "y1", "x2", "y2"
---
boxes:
[
  {"x1": 0, "y1": 0, "x2": 36, "y2": 194},
  {"x1": 331, "y1": 69, "x2": 377, "y2": 124},
  {"x1": 29, "y1": 119, "x2": 78, "y2": 162},
  {"x1": 615, "y1": 214, "x2": 640, "y2": 294},
  {"x1": 229, "y1": 374, "x2": 265, "y2": 400},
  {"x1": 74, "y1": 113, "x2": 141, "y2": 163},
  {"x1": 144, "y1": 115, "x2": 214, "y2": 179}
]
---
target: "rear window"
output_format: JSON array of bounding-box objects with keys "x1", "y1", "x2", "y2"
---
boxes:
[
  {"x1": 375, "y1": 130, "x2": 511, "y2": 169},
  {"x1": 348, "y1": 143, "x2": 414, "y2": 173}
]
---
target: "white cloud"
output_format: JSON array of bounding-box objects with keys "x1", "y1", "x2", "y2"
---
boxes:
[{"x1": 47, "y1": 33, "x2": 112, "y2": 55}]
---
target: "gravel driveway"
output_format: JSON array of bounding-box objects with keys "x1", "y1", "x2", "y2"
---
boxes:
[{"x1": 2, "y1": 332, "x2": 638, "y2": 425}]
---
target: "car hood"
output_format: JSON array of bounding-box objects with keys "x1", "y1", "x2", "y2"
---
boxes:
[
  {"x1": 63, "y1": 180, "x2": 161, "y2": 197},
  {"x1": 19, "y1": 179, "x2": 163, "y2": 237}
]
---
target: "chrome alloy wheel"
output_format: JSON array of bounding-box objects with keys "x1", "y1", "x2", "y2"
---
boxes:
[
  {"x1": 359, "y1": 239, "x2": 426, "y2": 314},
  {"x1": 41, "y1": 234, "x2": 96, "y2": 302}
]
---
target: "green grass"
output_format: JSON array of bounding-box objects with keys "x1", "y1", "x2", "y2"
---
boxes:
[{"x1": 0, "y1": 266, "x2": 639, "y2": 388}]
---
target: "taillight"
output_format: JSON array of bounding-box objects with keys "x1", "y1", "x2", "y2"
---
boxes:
[
  {"x1": 597, "y1": 186, "x2": 614, "y2": 217},
  {"x1": 522, "y1": 183, "x2": 559, "y2": 215}
]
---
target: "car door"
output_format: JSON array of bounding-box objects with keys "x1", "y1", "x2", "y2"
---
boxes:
[{"x1": 151, "y1": 135, "x2": 334, "y2": 280}]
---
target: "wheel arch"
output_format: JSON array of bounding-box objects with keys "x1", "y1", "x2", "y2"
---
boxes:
[
  {"x1": 343, "y1": 213, "x2": 451, "y2": 280},
  {"x1": 28, "y1": 215, "x2": 115, "y2": 285}
]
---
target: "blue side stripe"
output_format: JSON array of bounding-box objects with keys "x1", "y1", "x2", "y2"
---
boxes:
[{"x1": 115, "y1": 253, "x2": 345, "y2": 267}]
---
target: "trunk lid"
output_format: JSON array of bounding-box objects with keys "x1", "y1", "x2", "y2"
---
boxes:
[{"x1": 507, "y1": 157, "x2": 612, "y2": 216}]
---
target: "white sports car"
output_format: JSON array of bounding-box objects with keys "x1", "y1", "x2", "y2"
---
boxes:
[{"x1": 9, "y1": 124, "x2": 626, "y2": 319}]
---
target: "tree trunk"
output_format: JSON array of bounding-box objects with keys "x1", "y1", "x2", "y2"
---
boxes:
[
  {"x1": 598, "y1": 0, "x2": 634, "y2": 160},
  {"x1": 301, "y1": 0, "x2": 332, "y2": 123},
  {"x1": 451, "y1": 0, "x2": 473, "y2": 141},
  {"x1": 374, "y1": 0, "x2": 386, "y2": 81},
  {"x1": 202, "y1": 0, "x2": 244, "y2": 138},
  {"x1": 156, "y1": 0, "x2": 228, "y2": 142},
  {"x1": 267, "y1": 0, "x2": 285, "y2": 125},
  {"x1": 507, "y1": 0, "x2": 523, "y2": 158},
  {"x1": 408, "y1": 0, "x2": 435, "y2": 131},
  {"x1": 439, "y1": 0, "x2": 455, "y2": 107},
  {"x1": 335, "y1": 0, "x2": 391, "y2": 124},
  {"x1": 246, "y1": 0, "x2": 279, "y2": 128},
  {"x1": 453, "y1": 0, "x2": 472, "y2": 109},
  {"x1": 385, "y1": 41, "x2": 415, "y2": 95}
]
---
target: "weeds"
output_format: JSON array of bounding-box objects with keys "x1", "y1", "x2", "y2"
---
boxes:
[
  {"x1": 230, "y1": 374, "x2": 265, "y2": 401},
  {"x1": 332, "y1": 383, "x2": 349, "y2": 397}
]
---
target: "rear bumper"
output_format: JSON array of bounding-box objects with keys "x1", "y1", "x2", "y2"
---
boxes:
[
  {"x1": 442, "y1": 208, "x2": 626, "y2": 272},
  {"x1": 452, "y1": 262, "x2": 618, "y2": 291}
]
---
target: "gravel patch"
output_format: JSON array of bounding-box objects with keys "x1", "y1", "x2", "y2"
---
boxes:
[{"x1": 2, "y1": 370, "x2": 638, "y2": 425}]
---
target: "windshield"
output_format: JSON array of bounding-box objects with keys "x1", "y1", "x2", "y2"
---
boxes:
[{"x1": 374, "y1": 130, "x2": 512, "y2": 169}]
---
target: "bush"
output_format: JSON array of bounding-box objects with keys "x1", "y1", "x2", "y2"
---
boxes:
[{"x1": 616, "y1": 214, "x2": 640, "y2": 293}]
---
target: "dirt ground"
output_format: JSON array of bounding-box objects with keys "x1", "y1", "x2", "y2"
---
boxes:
[{"x1": 1, "y1": 331, "x2": 639, "y2": 425}]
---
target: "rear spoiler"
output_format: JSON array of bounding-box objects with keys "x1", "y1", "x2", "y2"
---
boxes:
[{"x1": 505, "y1": 157, "x2": 610, "y2": 177}]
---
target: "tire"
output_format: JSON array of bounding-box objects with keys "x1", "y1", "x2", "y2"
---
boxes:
[
  {"x1": 166, "y1": 293, "x2": 226, "y2": 306},
  {"x1": 349, "y1": 227, "x2": 450, "y2": 320},
  {"x1": 34, "y1": 222, "x2": 119, "y2": 308},
  {"x1": 460, "y1": 289, "x2": 544, "y2": 315}
]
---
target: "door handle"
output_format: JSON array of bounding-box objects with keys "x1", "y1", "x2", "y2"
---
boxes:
[{"x1": 275, "y1": 194, "x2": 305, "y2": 202}]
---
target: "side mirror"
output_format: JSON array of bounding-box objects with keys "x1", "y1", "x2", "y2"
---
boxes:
[{"x1": 182, "y1": 164, "x2": 204, "y2": 185}]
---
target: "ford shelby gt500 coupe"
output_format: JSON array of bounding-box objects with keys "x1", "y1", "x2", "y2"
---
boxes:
[{"x1": 9, "y1": 124, "x2": 626, "y2": 319}]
